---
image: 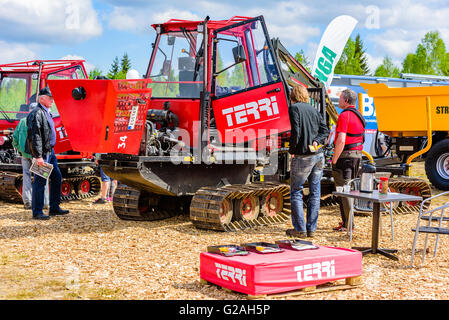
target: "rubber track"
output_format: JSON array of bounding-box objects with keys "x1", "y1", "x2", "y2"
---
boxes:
[
  {"x1": 388, "y1": 177, "x2": 432, "y2": 214},
  {"x1": 112, "y1": 184, "x2": 180, "y2": 221},
  {"x1": 0, "y1": 171, "x2": 101, "y2": 203},
  {"x1": 0, "y1": 172, "x2": 23, "y2": 203},
  {"x1": 318, "y1": 177, "x2": 432, "y2": 215},
  {"x1": 190, "y1": 182, "x2": 291, "y2": 231}
]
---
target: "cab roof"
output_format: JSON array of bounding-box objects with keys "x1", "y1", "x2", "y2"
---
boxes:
[
  {"x1": 0, "y1": 60, "x2": 85, "y2": 74},
  {"x1": 151, "y1": 16, "x2": 255, "y2": 32}
]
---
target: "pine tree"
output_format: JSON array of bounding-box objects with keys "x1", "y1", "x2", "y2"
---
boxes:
[
  {"x1": 120, "y1": 53, "x2": 132, "y2": 75},
  {"x1": 354, "y1": 34, "x2": 370, "y2": 75},
  {"x1": 334, "y1": 37, "x2": 359, "y2": 75},
  {"x1": 334, "y1": 35, "x2": 370, "y2": 76},
  {"x1": 107, "y1": 56, "x2": 120, "y2": 79}
]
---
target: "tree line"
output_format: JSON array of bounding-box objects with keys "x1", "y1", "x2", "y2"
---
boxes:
[
  {"x1": 88, "y1": 53, "x2": 132, "y2": 79},
  {"x1": 295, "y1": 31, "x2": 449, "y2": 79}
]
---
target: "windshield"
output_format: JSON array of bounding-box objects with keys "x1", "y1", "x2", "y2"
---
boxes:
[
  {"x1": 214, "y1": 19, "x2": 279, "y2": 97},
  {"x1": 0, "y1": 65, "x2": 86, "y2": 120},
  {"x1": 48, "y1": 65, "x2": 86, "y2": 80},
  {"x1": 148, "y1": 30, "x2": 204, "y2": 98},
  {"x1": 0, "y1": 72, "x2": 37, "y2": 120}
]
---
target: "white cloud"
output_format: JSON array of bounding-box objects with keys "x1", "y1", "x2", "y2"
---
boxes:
[
  {"x1": 378, "y1": 0, "x2": 449, "y2": 30},
  {"x1": 107, "y1": 6, "x2": 201, "y2": 32},
  {"x1": 365, "y1": 53, "x2": 384, "y2": 73},
  {"x1": 0, "y1": 41, "x2": 37, "y2": 63},
  {"x1": 369, "y1": 28, "x2": 429, "y2": 59},
  {"x1": 106, "y1": 1, "x2": 321, "y2": 48},
  {"x1": 0, "y1": 0, "x2": 102, "y2": 44},
  {"x1": 60, "y1": 54, "x2": 95, "y2": 74}
]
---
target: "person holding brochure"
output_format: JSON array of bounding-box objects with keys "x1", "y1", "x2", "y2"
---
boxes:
[
  {"x1": 12, "y1": 104, "x2": 50, "y2": 210},
  {"x1": 25, "y1": 86, "x2": 69, "y2": 220}
]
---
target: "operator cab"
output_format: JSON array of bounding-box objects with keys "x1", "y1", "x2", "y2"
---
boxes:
[
  {"x1": 0, "y1": 61, "x2": 87, "y2": 123},
  {"x1": 146, "y1": 16, "x2": 291, "y2": 148}
]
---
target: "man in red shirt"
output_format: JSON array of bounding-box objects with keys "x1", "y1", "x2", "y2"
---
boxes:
[{"x1": 332, "y1": 88, "x2": 365, "y2": 231}]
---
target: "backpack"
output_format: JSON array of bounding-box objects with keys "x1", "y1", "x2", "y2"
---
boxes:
[{"x1": 12, "y1": 118, "x2": 31, "y2": 158}]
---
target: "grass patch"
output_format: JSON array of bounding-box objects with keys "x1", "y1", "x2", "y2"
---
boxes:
[
  {"x1": 0, "y1": 255, "x2": 9, "y2": 265},
  {"x1": 6, "y1": 288, "x2": 45, "y2": 300},
  {"x1": 87, "y1": 287, "x2": 127, "y2": 300}
]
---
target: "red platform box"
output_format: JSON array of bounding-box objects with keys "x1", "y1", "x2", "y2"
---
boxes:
[{"x1": 200, "y1": 245, "x2": 362, "y2": 296}]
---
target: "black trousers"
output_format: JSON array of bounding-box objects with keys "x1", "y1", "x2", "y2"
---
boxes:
[{"x1": 332, "y1": 155, "x2": 361, "y2": 227}]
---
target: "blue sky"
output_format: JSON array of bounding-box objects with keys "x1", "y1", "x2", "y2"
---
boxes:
[{"x1": 1, "y1": 0, "x2": 449, "y2": 76}]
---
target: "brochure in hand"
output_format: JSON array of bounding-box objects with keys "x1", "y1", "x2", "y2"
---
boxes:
[{"x1": 30, "y1": 158, "x2": 53, "y2": 180}]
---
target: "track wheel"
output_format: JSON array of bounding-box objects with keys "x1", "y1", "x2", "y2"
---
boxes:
[
  {"x1": 234, "y1": 195, "x2": 260, "y2": 221},
  {"x1": 61, "y1": 180, "x2": 73, "y2": 197},
  {"x1": 77, "y1": 179, "x2": 91, "y2": 196},
  {"x1": 404, "y1": 186, "x2": 422, "y2": 207},
  {"x1": 261, "y1": 191, "x2": 284, "y2": 217},
  {"x1": 219, "y1": 198, "x2": 233, "y2": 225}
]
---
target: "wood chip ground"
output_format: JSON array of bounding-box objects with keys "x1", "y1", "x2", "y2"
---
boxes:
[{"x1": 1, "y1": 162, "x2": 449, "y2": 300}]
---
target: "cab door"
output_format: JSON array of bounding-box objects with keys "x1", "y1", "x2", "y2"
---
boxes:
[{"x1": 211, "y1": 16, "x2": 291, "y2": 144}]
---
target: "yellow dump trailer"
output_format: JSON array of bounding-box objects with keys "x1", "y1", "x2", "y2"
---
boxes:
[{"x1": 362, "y1": 83, "x2": 449, "y2": 191}]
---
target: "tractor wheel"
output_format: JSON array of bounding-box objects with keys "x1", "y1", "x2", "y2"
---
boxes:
[
  {"x1": 425, "y1": 139, "x2": 449, "y2": 190},
  {"x1": 234, "y1": 195, "x2": 260, "y2": 221},
  {"x1": 77, "y1": 179, "x2": 91, "y2": 196},
  {"x1": 61, "y1": 180, "x2": 73, "y2": 198}
]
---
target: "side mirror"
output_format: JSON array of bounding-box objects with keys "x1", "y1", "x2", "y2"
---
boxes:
[{"x1": 232, "y1": 45, "x2": 246, "y2": 64}]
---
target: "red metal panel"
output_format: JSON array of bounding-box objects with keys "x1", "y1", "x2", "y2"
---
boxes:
[
  {"x1": 48, "y1": 79, "x2": 152, "y2": 155},
  {"x1": 212, "y1": 82, "x2": 291, "y2": 144},
  {"x1": 52, "y1": 116, "x2": 73, "y2": 154},
  {"x1": 200, "y1": 245, "x2": 362, "y2": 296}
]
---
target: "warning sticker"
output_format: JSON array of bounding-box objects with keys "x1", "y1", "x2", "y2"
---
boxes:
[{"x1": 128, "y1": 105, "x2": 139, "y2": 130}]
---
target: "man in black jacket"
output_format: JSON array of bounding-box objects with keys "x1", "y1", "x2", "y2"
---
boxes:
[
  {"x1": 286, "y1": 85, "x2": 329, "y2": 238},
  {"x1": 25, "y1": 86, "x2": 69, "y2": 220}
]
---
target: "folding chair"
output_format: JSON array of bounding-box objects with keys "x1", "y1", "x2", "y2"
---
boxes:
[
  {"x1": 345, "y1": 177, "x2": 396, "y2": 242},
  {"x1": 410, "y1": 191, "x2": 449, "y2": 267}
]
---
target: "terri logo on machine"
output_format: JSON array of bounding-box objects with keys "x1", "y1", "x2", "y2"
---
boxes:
[
  {"x1": 215, "y1": 263, "x2": 247, "y2": 286},
  {"x1": 221, "y1": 96, "x2": 280, "y2": 128},
  {"x1": 294, "y1": 260, "x2": 335, "y2": 282}
]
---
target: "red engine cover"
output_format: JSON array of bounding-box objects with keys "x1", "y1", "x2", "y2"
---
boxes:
[{"x1": 48, "y1": 79, "x2": 152, "y2": 155}]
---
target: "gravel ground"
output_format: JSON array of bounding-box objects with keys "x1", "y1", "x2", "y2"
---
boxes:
[{"x1": 1, "y1": 162, "x2": 449, "y2": 300}]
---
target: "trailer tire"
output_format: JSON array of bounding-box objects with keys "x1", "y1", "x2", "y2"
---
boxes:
[{"x1": 425, "y1": 139, "x2": 449, "y2": 191}]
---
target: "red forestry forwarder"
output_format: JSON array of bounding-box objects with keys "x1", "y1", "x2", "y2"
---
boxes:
[
  {"x1": 0, "y1": 60, "x2": 100, "y2": 203},
  {"x1": 47, "y1": 16, "x2": 427, "y2": 231}
]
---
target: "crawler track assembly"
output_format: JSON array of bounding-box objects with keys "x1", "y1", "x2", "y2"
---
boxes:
[
  {"x1": 0, "y1": 171, "x2": 101, "y2": 203},
  {"x1": 190, "y1": 182, "x2": 291, "y2": 231},
  {"x1": 112, "y1": 182, "x2": 292, "y2": 232},
  {"x1": 112, "y1": 184, "x2": 190, "y2": 221}
]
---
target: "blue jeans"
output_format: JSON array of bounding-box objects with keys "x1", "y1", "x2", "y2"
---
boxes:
[
  {"x1": 99, "y1": 166, "x2": 111, "y2": 182},
  {"x1": 32, "y1": 149, "x2": 62, "y2": 216},
  {"x1": 21, "y1": 157, "x2": 49, "y2": 207},
  {"x1": 290, "y1": 153, "x2": 324, "y2": 233}
]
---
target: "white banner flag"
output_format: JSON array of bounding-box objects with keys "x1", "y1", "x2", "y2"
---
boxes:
[{"x1": 311, "y1": 15, "x2": 358, "y2": 88}]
